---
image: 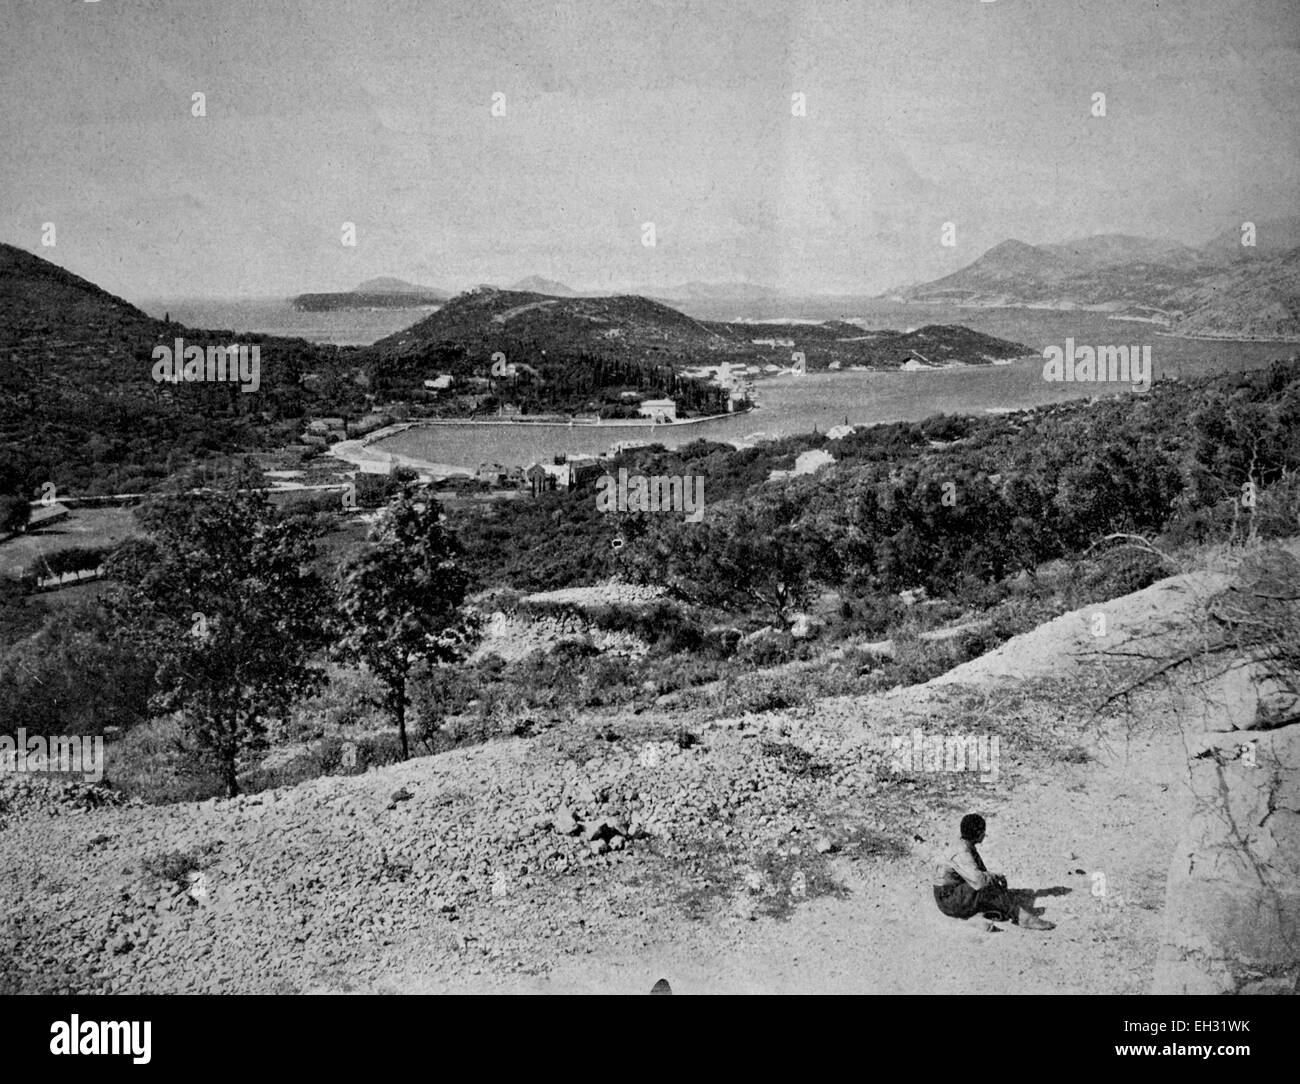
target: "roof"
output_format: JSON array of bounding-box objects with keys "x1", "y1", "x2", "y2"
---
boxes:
[{"x1": 28, "y1": 502, "x2": 71, "y2": 525}]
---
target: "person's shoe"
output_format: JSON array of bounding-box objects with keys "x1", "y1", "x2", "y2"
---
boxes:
[{"x1": 1019, "y1": 912, "x2": 1055, "y2": 931}]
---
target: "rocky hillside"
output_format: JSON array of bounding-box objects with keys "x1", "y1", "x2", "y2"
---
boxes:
[
  {"x1": 3, "y1": 541, "x2": 1293, "y2": 994},
  {"x1": 891, "y1": 229, "x2": 1300, "y2": 340}
]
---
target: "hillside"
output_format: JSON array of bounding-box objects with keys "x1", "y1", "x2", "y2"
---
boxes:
[
  {"x1": 366, "y1": 287, "x2": 725, "y2": 362},
  {"x1": 1040, "y1": 234, "x2": 1207, "y2": 272},
  {"x1": 1199, "y1": 215, "x2": 1300, "y2": 263},
  {"x1": 892, "y1": 231, "x2": 1300, "y2": 339},
  {"x1": 0, "y1": 245, "x2": 353, "y2": 495},
  {"x1": 3, "y1": 540, "x2": 1292, "y2": 994},
  {"x1": 0, "y1": 243, "x2": 156, "y2": 344},
  {"x1": 1165, "y1": 247, "x2": 1300, "y2": 339},
  {"x1": 364, "y1": 286, "x2": 1032, "y2": 377}
]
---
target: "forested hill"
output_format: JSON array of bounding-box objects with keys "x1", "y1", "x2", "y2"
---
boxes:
[
  {"x1": 0, "y1": 244, "x2": 353, "y2": 497},
  {"x1": 361, "y1": 286, "x2": 1032, "y2": 378}
]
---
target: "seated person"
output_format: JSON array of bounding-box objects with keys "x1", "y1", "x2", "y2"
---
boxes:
[{"x1": 932, "y1": 813, "x2": 1054, "y2": 930}]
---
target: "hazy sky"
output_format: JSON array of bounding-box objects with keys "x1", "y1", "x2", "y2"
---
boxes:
[{"x1": 2, "y1": 0, "x2": 1297, "y2": 299}]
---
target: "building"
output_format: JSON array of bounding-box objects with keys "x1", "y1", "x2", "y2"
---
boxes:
[
  {"x1": 564, "y1": 454, "x2": 606, "y2": 489},
  {"x1": 637, "y1": 398, "x2": 677, "y2": 423},
  {"x1": 826, "y1": 424, "x2": 856, "y2": 440},
  {"x1": 525, "y1": 462, "x2": 570, "y2": 495},
  {"x1": 306, "y1": 417, "x2": 347, "y2": 438},
  {"x1": 26, "y1": 502, "x2": 71, "y2": 531},
  {"x1": 610, "y1": 439, "x2": 650, "y2": 456},
  {"x1": 476, "y1": 462, "x2": 509, "y2": 486},
  {"x1": 423, "y1": 374, "x2": 454, "y2": 392}
]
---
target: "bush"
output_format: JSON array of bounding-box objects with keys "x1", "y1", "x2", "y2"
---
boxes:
[
  {"x1": 102, "y1": 718, "x2": 224, "y2": 804},
  {"x1": 141, "y1": 843, "x2": 220, "y2": 889},
  {"x1": 737, "y1": 630, "x2": 797, "y2": 667}
]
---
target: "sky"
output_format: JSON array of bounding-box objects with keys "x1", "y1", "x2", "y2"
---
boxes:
[{"x1": 1, "y1": 0, "x2": 1298, "y2": 300}]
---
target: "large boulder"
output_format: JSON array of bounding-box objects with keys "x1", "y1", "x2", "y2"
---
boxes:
[{"x1": 1151, "y1": 720, "x2": 1300, "y2": 993}]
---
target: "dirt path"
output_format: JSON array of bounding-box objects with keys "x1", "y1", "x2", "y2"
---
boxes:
[{"x1": 400, "y1": 717, "x2": 1189, "y2": 995}]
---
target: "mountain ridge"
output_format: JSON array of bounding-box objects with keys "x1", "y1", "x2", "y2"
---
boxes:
[{"x1": 890, "y1": 229, "x2": 1300, "y2": 339}]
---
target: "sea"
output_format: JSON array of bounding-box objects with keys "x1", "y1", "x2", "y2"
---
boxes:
[{"x1": 142, "y1": 297, "x2": 1298, "y2": 473}]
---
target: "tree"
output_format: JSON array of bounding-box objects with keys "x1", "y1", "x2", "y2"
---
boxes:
[
  {"x1": 629, "y1": 499, "x2": 817, "y2": 625},
  {"x1": 0, "y1": 599, "x2": 154, "y2": 739},
  {"x1": 0, "y1": 493, "x2": 29, "y2": 536},
  {"x1": 106, "y1": 489, "x2": 331, "y2": 796},
  {"x1": 334, "y1": 496, "x2": 478, "y2": 759}
]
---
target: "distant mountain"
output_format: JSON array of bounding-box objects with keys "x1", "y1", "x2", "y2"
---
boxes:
[
  {"x1": 1199, "y1": 216, "x2": 1300, "y2": 263},
  {"x1": 1167, "y1": 248, "x2": 1300, "y2": 339},
  {"x1": 1041, "y1": 234, "x2": 1207, "y2": 272},
  {"x1": 508, "y1": 276, "x2": 580, "y2": 296},
  {"x1": 293, "y1": 276, "x2": 447, "y2": 311},
  {"x1": 891, "y1": 229, "x2": 1300, "y2": 338},
  {"x1": 353, "y1": 276, "x2": 446, "y2": 296}
]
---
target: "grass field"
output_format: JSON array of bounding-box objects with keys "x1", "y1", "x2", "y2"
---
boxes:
[{"x1": 0, "y1": 508, "x2": 141, "y2": 578}]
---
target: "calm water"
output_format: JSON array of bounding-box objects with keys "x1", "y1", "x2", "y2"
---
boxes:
[
  {"x1": 138, "y1": 297, "x2": 434, "y2": 346},
  {"x1": 145, "y1": 297, "x2": 1297, "y2": 470}
]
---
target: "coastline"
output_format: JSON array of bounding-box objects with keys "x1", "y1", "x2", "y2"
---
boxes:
[
  {"x1": 1155, "y1": 330, "x2": 1300, "y2": 344},
  {"x1": 374, "y1": 406, "x2": 753, "y2": 430}
]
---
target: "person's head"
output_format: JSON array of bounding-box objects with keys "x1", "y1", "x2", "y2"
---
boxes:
[{"x1": 960, "y1": 813, "x2": 986, "y2": 843}]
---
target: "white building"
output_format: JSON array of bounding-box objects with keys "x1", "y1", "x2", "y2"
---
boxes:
[{"x1": 637, "y1": 398, "x2": 677, "y2": 422}]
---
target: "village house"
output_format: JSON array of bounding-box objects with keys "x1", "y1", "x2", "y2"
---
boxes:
[
  {"x1": 476, "y1": 462, "x2": 509, "y2": 486},
  {"x1": 564, "y1": 454, "x2": 606, "y2": 489},
  {"x1": 525, "y1": 462, "x2": 569, "y2": 495},
  {"x1": 25, "y1": 501, "x2": 71, "y2": 532},
  {"x1": 637, "y1": 398, "x2": 677, "y2": 423},
  {"x1": 423, "y1": 374, "x2": 454, "y2": 393},
  {"x1": 306, "y1": 417, "x2": 347, "y2": 441}
]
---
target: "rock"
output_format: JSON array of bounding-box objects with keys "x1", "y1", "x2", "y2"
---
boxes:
[
  {"x1": 608, "y1": 835, "x2": 626, "y2": 852},
  {"x1": 583, "y1": 818, "x2": 626, "y2": 843},
  {"x1": 589, "y1": 839, "x2": 610, "y2": 856},
  {"x1": 1151, "y1": 721, "x2": 1300, "y2": 994},
  {"x1": 1197, "y1": 663, "x2": 1300, "y2": 732},
  {"x1": 815, "y1": 837, "x2": 835, "y2": 854},
  {"x1": 553, "y1": 807, "x2": 580, "y2": 836},
  {"x1": 790, "y1": 613, "x2": 823, "y2": 640}
]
